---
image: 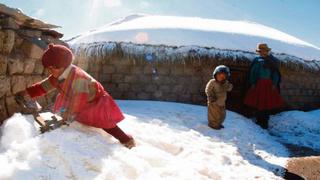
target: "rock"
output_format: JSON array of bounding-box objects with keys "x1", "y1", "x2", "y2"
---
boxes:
[
  {"x1": 21, "y1": 39, "x2": 44, "y2": 59},
  {"x1": 157, "y1": 66, "x2": 171, "y2": 75},
  {"x1": 192, "y1": 94, "x2": 205, "y2": 103},
  {"x1": 171, "y1": 66, "x2": 184, "y2": 75},
  {"x1": 124, "y1": 75, "x2": 139, "y2": 83},
  {"x1": 17, "y1": 29, "x2": 42, "y2": 37},
  {"x1": 159, "y1": 85, "x2": 171, "y2": 93},
  {"x1": 125, "y1": 92, "x2": 137, "y2": 99},
  {"x1": 33, "y1": 59, "x2": 44, "y2": 74},
  {"x1": 178, "y1": 94, "x2": 191, "y2": 102},
  {"x1": 11, "y1": 75, "x2": 26, "y2": 94},
  {"x1": 89, "y1": 61, "x2": 101, "y2": 72},
  {"x1": 0, "y1": 29, "x2": 15, "y2": 54},
  {"x1": 100, "y1": 73, "x2": 112, "y2": 83},
  {"x1": 0, "y1": 55, "x2": 7, "y2": 75},
  {"x1": 145, "y1": 84, "x2": 157, "y2": 92},
  {"x1": 90, "y1": 72, "x2": 99, "y2": 80},
  {"x1": 5, "y1": 95, "x2": 21, "y2": 116},
  {"x1": 8, "y1": 57, "x2": 24, "y2": 75},
  {"x1": 131, "y1": 84, "x2": 144, "y2": 92},
  {"x1": 132, "y1": 67, "x2": 143, "y2": 74},
  {"x1": 76, "y1": 62, "x2": 89, "y2": 71},
  {"x1": 153, "y1": 90, "x2": 163, "y2": 98},
  {"x1": 111, "y1": 74, "x2": 124, "y2": 82},
  {"x1": 23, "y1": 58, "x2": 36, "y2": 74},
  {"x1": 172, "y1": 85, "x2": 184, "y2": 93},
  {"x1": 0, "y1": 16, "x2": 19, "y2": 29},
  {"x1": 41, "y1": 35, "x2": 65, "y2": 45},
  {"x1": 25, "y1": 75, "x2": 43, "y2": 89},
  {"x1": 286, "y1": 156, "x2": 320, "y2": 180},
  {"x1": 0, "y1": 76, "x2": 10, "y2": 97},
  {"x1": 0, "y1": 96, "x2": 8, "y2": 123},
  {"x1": 14, "y1": 34, "x2": 24, "y2": 48},
  {"x1": 137, "y1": 92, "x2": 151, "y2": 100},
  {"x1": 118, "y1": 83, "x2": 130, "y2": 92},
  {"x1": 103, "y1": 64, "x2": 116, "y2": 73},
  {"x1": 183, "y1": 67, "x2": 196, "y2": 75}
]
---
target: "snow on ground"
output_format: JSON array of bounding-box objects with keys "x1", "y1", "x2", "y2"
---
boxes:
[
  {"x1": 69, "y1": 14, "x2": 320, "y2": 60},
  {"x1": 269, "y1": 109, "x2": 320, "y2": 150},
  {"x1": 0, "y1": 101, "x2": 290, "y2": 180}
]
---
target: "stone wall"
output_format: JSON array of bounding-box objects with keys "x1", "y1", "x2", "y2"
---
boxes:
[
  {"x1": 73, "y1": 42, "x2": 320, "y2": 116},
  {"x1": 0, "y1": 4, "x2": 64, "y2": 123},
  {"x1": 280, "y1": 68, "x2": 320, "y2": 110}
]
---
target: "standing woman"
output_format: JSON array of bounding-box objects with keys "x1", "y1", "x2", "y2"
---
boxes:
[{"x1": 244, "y1": 43, "x2": 284, "y2": 129}]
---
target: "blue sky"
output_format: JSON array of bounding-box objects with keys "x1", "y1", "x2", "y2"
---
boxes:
[{"x1": 1, "y1": 0, "x2": 319, "y2": 47}]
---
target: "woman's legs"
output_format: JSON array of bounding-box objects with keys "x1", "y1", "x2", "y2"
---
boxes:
[
  {"x1": 103, "y1": 125, "x2": 135, "y2": 148},
  {"x1": 256, "y1": 110, "x2": 270, "y2": 129}
]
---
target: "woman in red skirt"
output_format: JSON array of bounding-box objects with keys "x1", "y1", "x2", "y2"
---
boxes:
[
  {"x1": 244, "y1": 43, "x2": 284, "y2": 129},
  {"x1": 17, "y1": 44, "x2": 135, "y2": 148}
]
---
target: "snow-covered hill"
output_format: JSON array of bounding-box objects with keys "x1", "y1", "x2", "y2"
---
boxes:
[{"x1": 69, "y1": 14, "x2": 320, "y2": 60}]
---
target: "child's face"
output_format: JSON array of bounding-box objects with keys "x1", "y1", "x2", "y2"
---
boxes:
[
  {"x1": 216, "y1": 72, "x2": 227, "y2": 82},
  {"x1": 47, "y1": 66, "x2": 65, "y2": 78}
]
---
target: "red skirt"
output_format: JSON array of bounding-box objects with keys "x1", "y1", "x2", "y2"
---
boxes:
[
  {"x1": 75, "y1": 94, "x2": 125, "y2": 129},
  {"x1": 244, "y1": 79, "x2": 284, "y2": 110}
]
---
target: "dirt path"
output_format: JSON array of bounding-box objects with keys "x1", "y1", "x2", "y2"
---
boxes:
[
  {"x1": 283, "y1": 144, "x2": 320, "y2": 180},
  {"x1": 285, "y1": 156, "x2": 320, "y2": 180}
]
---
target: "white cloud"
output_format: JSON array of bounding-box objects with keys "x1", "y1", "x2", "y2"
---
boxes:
[
  {"x1": 103, "y1": 0, "x2": 122, "y2": 8},
  {"x1": 34, "y1": 9, "x2": 45, "y2": 18}
]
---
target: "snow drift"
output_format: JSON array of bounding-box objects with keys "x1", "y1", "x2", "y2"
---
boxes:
[
  {"x1": 69, "y1": 14, "x2": 320, "y2": 61},
  {"x1": 0, "y1": 101, "x2": 291, "y2": 179},
  {"x1": 270, "y1": 109, "x2": 320, "y2": 150}
]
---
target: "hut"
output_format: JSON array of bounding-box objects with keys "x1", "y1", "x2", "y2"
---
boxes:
[{"x1": 70, "y1": 15, "x2": 320, "y2": 116}]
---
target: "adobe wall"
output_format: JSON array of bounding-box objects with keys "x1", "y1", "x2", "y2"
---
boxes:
[{"x1": 72, "y1": 42, "x2": 320, "y2": 116}]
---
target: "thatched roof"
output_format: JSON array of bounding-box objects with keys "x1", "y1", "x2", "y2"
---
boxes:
[{"x1": 72, "y1": 41, "x2": 320, "y2": 73}]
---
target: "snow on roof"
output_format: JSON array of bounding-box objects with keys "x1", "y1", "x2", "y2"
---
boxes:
[
  {"x1": 72, "y1": 41, "x2": 320, "y2": 73},
  {"x1": 69, "y1": 14, "x2": 320, "y2": 61}
]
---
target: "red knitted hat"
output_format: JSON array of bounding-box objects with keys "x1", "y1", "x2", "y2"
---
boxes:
[{"x1": 42, "y1": 44, "x2": 73, "y2": 68}]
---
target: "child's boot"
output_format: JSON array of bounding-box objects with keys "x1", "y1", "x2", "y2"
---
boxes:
[
  {"x1": 122, "y1": 137, "x2": 136, "y2": 149},
  {"x1": 104, "y1": 126, "x2": 136, "y2": 149}
]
